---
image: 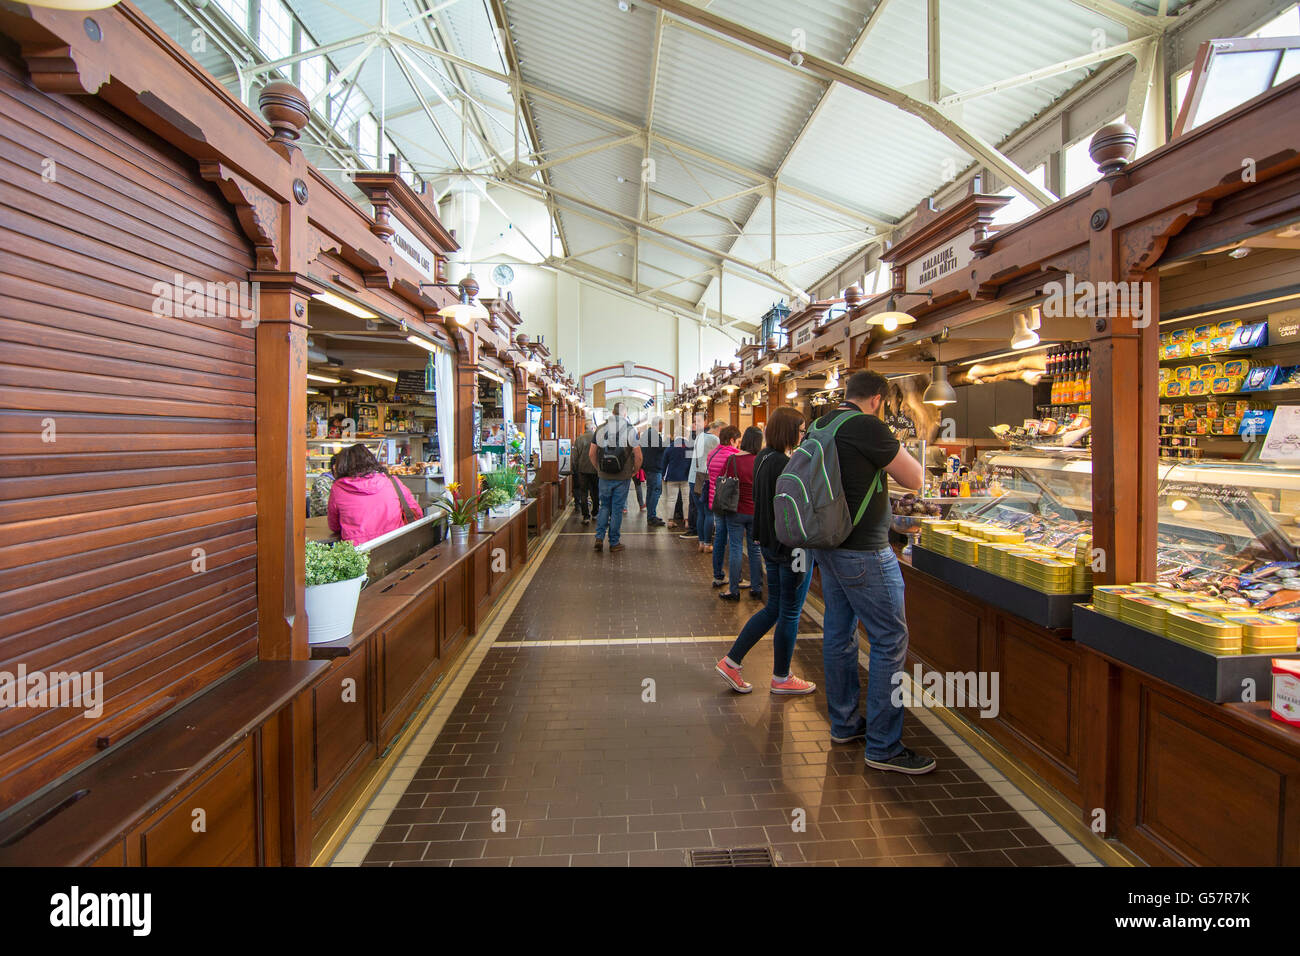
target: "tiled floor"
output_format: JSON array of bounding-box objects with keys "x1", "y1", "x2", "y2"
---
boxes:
[
  {"x1": 333, "y1": 503, "x2": 1103, "y2": 867},
  {"x1": 496, "y1": 507, "x2": 818, "y2": 642}
]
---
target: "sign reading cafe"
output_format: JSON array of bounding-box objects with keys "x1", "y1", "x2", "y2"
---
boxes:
[{"x1": 391, "y1": 216, "x2": 438, "y2": 282}]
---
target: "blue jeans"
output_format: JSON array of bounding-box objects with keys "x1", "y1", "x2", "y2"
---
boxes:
[
  {"x1": 595, "y1": 478, "x2": 631, "y2": 545},
  {"x1": 712, "y1": 510, "x2": 730, "y2": 579},
  {"x1": 644, "y1": 472, "x2": 662, "y2": 519},
  {"x1": 727, "y1": 547, "x2": 813, "y2": 676},
  {"x1": 694, "y1": 485, "x2": 714, "y2": 543},
  {"x1": 811, "y1": 547, "x2": 909, "y2": 761},
  {"x1": 725, "y1": 513, "x2": 762, "y2": 596}
]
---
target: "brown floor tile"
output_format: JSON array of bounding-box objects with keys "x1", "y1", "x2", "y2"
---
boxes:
[
  {"x1": 1003, "y1": 844, "x2": 1071, "y2": 866},
  {"x1": 360, "y1": 522, "x2": 1092, "y2": 870}
]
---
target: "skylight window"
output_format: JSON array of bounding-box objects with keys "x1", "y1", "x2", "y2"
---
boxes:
[{"x1": 258, "y1": 0, "x2": 293, "y2": 66}]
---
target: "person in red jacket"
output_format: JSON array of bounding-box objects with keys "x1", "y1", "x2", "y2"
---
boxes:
[
  {"x1": 327, "y1": 443, "x2": 421, "y2": 545},
  {"x1": 717, "y1": 426, "x2": 765, "y2": 601}
]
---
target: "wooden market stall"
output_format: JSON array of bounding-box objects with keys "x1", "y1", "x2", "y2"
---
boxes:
[
  {"x1": 0, "y1": 0, "x2": 570, "y2": 865},
  {"x1": 700, "y1": 64, "x2": 1300, "y2": 866}
]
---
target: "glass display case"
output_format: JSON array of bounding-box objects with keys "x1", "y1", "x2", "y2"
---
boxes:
[{"x1": 940, "y1": 448, "x2": 1300, "y2": 617}]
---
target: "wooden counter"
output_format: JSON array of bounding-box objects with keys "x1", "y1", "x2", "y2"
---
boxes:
[
  {"x1": 1082, "y1": 645, "x2": 1300, "y2": 866},
  {"x1": 302, "y1": 500, "x2": 536, "y2": 841},
  {"x1": 900, "y1": 553, "x2": 1300, "y2": 866},
  {"x1": 0, "y1": 660, "x2": 327, "y2": 867},
  {"x1": 900, "y1": 558, "x2": 1086, "y2": 806}
]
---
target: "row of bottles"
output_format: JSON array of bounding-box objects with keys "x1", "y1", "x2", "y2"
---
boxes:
[
  {"x1": 927, "y1": 457, "x2": 1002, "y2": 498},
  {"x1": 1048, "y1": 342, "x2": 1091, "y2": 405}
]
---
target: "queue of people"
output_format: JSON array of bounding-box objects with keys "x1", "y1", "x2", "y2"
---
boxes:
[{"x1": 576, "y1": 371, "x2": 936, "y2": 776}]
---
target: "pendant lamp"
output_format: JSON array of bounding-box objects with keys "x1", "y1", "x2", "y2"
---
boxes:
[{"x1": 923, "y1": 364, "x2": 957, "y2": 406}]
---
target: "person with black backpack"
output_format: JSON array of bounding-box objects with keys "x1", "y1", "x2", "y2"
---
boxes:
[
  {"x1": 797, "y1": 370, "x2": 933, "y2": 775},
  {"x1": 714, "y1": 407, "x2": 817, "y2": 696},
  {"x1": 587, "y1": 403, "x2": 642, "y2": 553}
]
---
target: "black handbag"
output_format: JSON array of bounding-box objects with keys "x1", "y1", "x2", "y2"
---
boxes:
[{"x1": 711, "y1": 451, "x2": 740, "y2": 517}]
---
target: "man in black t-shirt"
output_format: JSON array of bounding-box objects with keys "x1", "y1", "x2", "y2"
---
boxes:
[{"x1": 809, "y1": 370, "x2": 935, "y2": 775}]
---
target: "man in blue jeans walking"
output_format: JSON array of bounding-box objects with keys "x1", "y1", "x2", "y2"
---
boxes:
[
  {"x1": 588, "y1": 403, "x2": 642, "y2": 553},
  {"x1": 809, "y1": 370, "x2": 935, "y2": 775}
]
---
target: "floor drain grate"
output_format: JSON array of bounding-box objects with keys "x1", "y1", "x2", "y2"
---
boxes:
[{"x1": 688, "y1": 846, "x2": 776, "y2": 867}]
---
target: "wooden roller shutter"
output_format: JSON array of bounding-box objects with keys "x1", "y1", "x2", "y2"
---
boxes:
[{"x1": 0, "y1": 55, "x2": 259, "y2": 809}]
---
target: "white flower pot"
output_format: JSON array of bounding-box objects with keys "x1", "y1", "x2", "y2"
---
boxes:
[{"x1": 305, "y1": 574, "x2": 365, "y2": 644}]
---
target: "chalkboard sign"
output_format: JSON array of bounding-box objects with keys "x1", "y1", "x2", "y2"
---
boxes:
[{"x1": 395, "y1": 369, "x2": 429, "y2": 395}]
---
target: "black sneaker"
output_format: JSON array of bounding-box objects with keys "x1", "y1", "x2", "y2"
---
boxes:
[
  {"x1": 830, "y1": 729, "x2": 865, "y2": 744},
  {"x1": 718, "y1": 592, "x2": 739, "y2": 602},
  {"x1": 866, "y1": 747, "x2": 937, "y2": 775},
  {"x1": 678, "y1": 531, "x2": 696, "y2": 539},
  {"x1": 748, "y1": 590, "x2": 763, "y2": 599}
]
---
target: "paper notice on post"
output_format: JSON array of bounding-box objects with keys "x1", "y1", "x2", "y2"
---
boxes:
[{"x1": 1261, "y1": 405, "x2": 1300, "y2": 463}]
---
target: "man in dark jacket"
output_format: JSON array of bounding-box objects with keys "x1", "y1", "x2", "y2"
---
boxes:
[
  {"x1": 659, "y1": 435, "x2": 691, "y2": 529},
  {"x1": 638, "y1": 416, "x2": 667, "y2": 527},
  {"x1": 570, "y1": 426, "x2": 598, "y2": 524}
]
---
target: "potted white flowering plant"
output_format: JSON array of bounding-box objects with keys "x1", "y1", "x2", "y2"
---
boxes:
[{"x1": 304, "y1": 540, "x2": 370, "y2": 644}]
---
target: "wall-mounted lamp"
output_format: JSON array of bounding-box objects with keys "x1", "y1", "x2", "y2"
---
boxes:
[
  {"x1": 1011, "y1": 306, "x2": 1042, "y2": 350},
  {"x1": 867, "y1": 290, "x2": 930, "y2": 332},
  {"x1": 421, "y1": 273, "x2": 490, "y2": 326}
]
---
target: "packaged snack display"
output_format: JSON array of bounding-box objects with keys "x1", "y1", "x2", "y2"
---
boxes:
[
  {"x1": 937, "y1": 449, "x2": 1300, "y2": 651},
  {"x1": 1243, "y1": 366, "x2": 1278, "y2": 391}
]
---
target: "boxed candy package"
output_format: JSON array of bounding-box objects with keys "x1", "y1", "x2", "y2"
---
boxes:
[{"x1": 1273, "y1": 659, "x2": 1300, "y2": 726}]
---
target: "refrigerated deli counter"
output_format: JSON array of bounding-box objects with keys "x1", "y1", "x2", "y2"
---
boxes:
[{"x1": 902, "y1": 447, "x2": 1300, "y2": 864}]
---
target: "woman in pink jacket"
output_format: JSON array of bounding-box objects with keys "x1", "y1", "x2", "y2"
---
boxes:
[{"x1": 327, "y1": 444, "x2": 422, "y2": 545}]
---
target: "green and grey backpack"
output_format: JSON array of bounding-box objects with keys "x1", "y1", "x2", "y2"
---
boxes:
[{"x1": 773, "y1": 409, "x2": 883, "y2": 550}]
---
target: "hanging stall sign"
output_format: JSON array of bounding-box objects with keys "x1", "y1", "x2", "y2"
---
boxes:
[
  {"x1": 905, "y1": 228, "x2": 977, "y2": 290},
  {"x1": 793, "y1": 325, "x2": 815, "y2": 347},
  {"x1": 391, "y1": 217, "x2": 437, "y2": 282},
  {"x1": 395, "y1": 369, "x2": 429, "y2": 395}
]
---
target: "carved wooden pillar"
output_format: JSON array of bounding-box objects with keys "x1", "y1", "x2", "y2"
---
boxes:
[
  {"x1": 251, "y1": 273, "x2": 314, "y2": 660},
  {"x1": 1087, "y1": 123, "x2": 1169, "y2": 586},
  {"x1": 450, "y1": 328, "x2": 479, "y2": 493}
]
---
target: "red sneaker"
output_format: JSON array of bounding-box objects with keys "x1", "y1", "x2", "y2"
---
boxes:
[
  {"x1": 770, "y1": 674, "x2": 816, "y2": 695},
  {"x1": 715, "y1": 658, "x2": 752, "y2": 693}
]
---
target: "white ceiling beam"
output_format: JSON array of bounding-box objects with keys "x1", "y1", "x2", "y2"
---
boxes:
[
  {"x1": 505, "y1": 175, "x2": 804, "y2": 298},
  {"x1": 395, "y1": 31, "x2": 894, "y2": 230},
  {"x1": 241, "y1": 31, "x2": 376, "y2": 78},
  {"x1": 939, "y1": 36, "x2": 1150, "y2": 106},
  {"x1": 389, "y1": 42, "x2": 463, "y2": 169},
  {"x1": 530, "y1": 133, "x2": 643, "y2": 173},
  {"x1": 696, "y1": 2, "x2": 895, "y2": 318},
  {"x1": 1125, "y1": 36, "x2": 1165, "y2": 156},
  {"x1": 638, "y1": 0, "x2": 1055, "y2": 208},
  {"x1": 648, "y1": 184, "x2": 766, "y2": 226},
  {"x1": 306, "y1": 36, "x2": 380, "y2": 115},
  {"x1": 390, "y1": 0, "x2": 469, "y2": 35},
  {"x1": 927, "y1": 0, "x2": 941, "y2": 102},
  {"x1": 489, "y1": 179, "x2": 795, "y2": 301},
  {"x1": 1067, "y1": 0, "x2": 1169, "y2": 35}
]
